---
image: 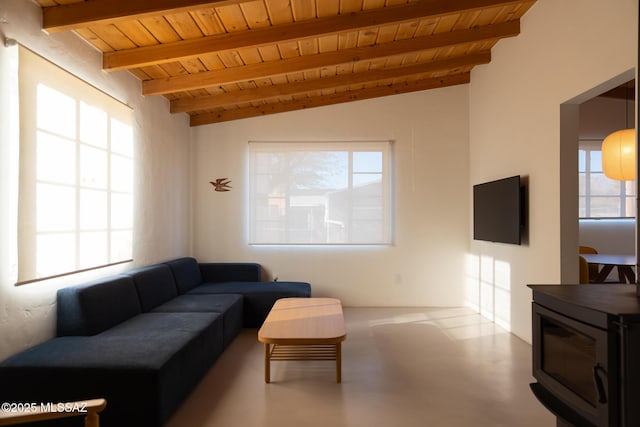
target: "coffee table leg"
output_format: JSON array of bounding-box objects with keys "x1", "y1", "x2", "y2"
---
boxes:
[
  {"x1": 264, "y1": 343, "x2": 271, "y2": 383},
  {"x1": 336, "y1": 342, "x2": 342, "y2": 383}
]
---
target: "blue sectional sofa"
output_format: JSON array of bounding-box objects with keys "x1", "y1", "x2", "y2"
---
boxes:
[{"x1": 0, "y1": 257, "x2": 311, "y2": 427}]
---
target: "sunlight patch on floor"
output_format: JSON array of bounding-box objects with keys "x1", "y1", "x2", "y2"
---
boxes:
[{"x1": 366, "y1": 307, "x2": 509, "y2": 341}]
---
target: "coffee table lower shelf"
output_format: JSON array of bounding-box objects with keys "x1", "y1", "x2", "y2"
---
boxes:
[{"x1": 264, "y1": 342, "x2": 343, "y2": 383}]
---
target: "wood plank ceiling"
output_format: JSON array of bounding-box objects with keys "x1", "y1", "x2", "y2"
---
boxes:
[{"x1": 35, "y1": 0, "x2": 537, "y2": 126}]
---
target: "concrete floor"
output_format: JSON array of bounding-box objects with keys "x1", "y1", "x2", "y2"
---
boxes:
[{"x1": 166, "y1": 307, "x2": 555, "y2": 427}]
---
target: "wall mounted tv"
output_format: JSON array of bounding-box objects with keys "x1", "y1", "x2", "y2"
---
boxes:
[{"x1": 473, "y1": 175, "x2": 524, "y2": 245}]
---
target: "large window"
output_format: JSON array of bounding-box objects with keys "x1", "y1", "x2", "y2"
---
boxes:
[
  {"x1": 249, "y1": 141, "x2": 392, "y2": 245},
  {"x1": 579, "y1": 140, "x2": 635, "y2": 218},
  {"x1": 17, "y1": 48, "x2": 133, "y2": 284}
]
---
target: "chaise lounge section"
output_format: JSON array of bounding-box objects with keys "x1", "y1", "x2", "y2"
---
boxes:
[{"x1": 0, "y1": 257, "x2": 311, "y2": 427}]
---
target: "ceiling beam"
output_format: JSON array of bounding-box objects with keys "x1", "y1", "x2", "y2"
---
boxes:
[
  {"x1": 143, "y1": 20, "x2": 519, "y2": 96},
  {"x1": 189, "y1": 73, "x2": 471, "y2": 126},
  {"x1": 171, "y1": 52, "x2": 491, "y2": 113},
  {"x1": 103, "y1": 0, "x2": 523, "y2": 71},
  {"x1": 42, "y1": 0, "x2": 247, "y2": 33}
]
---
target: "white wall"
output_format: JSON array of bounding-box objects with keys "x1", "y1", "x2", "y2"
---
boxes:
[
  {"x1": 579, "y1": 219, "x2": 635, "y2": 255},
  {"x1": 0, "y1": 0, "x2": 191, "y2": 360},
  {"x1": 191, "y1": 86, "x2": 470, "y2": 307},
  {"x1": 580, "y1": 95, "x2": 635, "y2": 140},
  {"x1": 468, "y1": 0, "x2": 637, "y2": 342}
]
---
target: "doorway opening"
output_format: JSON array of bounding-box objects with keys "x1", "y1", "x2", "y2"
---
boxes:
[{"x1": 559, "y1": 71, "x2": 636, "y2": 283}]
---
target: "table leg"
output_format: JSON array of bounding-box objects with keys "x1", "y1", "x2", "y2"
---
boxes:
[
  {"x1": 336, "y1": 342, "x2": 342, "y2": 383},
  {"x1": 594, "y1": 264, "x2": 614, "y2": 283},
  {"x1": 264, "y1": 343, "x2": 271, "y2": 383},
  {"x1": 619, "y1": 266, "x2": 636, "y2": 284}
]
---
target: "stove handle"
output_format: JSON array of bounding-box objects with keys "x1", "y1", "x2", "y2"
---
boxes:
[{"x1": 593, "y1": 363, "x2": 608, "y2": 404}]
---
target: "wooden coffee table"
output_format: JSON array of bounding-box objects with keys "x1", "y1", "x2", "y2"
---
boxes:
[{"x1": 258, "y1": 298, "x2": 346, "y2": 383}]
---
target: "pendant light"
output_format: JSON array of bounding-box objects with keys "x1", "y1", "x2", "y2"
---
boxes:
[{"x1": 602, "y1": 81, "x2": 636, "y2": 181}]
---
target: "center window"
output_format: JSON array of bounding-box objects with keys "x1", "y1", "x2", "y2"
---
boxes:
[{"x1": 249, "y1": 141, "x2": 392, "y2": 245}]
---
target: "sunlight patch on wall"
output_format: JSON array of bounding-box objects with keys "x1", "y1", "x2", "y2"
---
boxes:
[
  {"x1": 464, "y1": 254, "x2": 481, "y2": 312},
  {"x1": 493, "y1": 259, "x2": 512, "y2": 331},
  {"x1": 480, "y1": 255, "x2": 495, "y2": 319},
  {"x1": 464, "y1": 252, "x2": 512, "y2": 332}
]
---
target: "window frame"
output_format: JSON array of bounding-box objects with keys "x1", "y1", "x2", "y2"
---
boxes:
[
  {"x1": 248, "y1": 140, "x2": 393, "y2": 246},
  {"x1": 579, "y1": 139, "x2": 635, "y2": 219}
]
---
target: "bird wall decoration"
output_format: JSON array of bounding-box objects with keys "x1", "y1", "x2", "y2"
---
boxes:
[{"x1": 210, "y1": 178, "x2": 232, "y2": 192}]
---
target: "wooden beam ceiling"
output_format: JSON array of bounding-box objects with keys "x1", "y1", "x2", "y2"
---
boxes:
[
  {"x1": 36, "y1": 0, "x2": 537, "y2": 126},
  {"x1": 102, "y1": 0, "x2": 523, "y2": 71},
  {"x1": 171, "y1": 52, "x2": 491, "y2": 113},
  {"x1": 42, "y1": 0, "x2": 248, "y2": 33},
  {"x1": 190, "y1": 73, "x2": 471, "y2": 125},
  {"x1": 143, "y1": 21, "x2": 519, "y2": 96}
]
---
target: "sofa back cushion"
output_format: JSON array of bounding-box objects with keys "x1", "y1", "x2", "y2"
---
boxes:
[
  {"x1": 164, "y1": 257, "x2": 203, "y2": 294},
  {"x1": 199, "y1": 263, "x2": 262, "y2": 283},
  {"x1": 57, "y1": 276, "x2": 142, "y2": 336},
  {"x1": 126, "y1": 264, "x2": 179, "y2": 311}
]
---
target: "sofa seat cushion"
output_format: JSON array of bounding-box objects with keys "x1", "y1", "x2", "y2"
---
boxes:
[
  {"x1": 0, "y1": 312, "x2": 223, "y2": 427},
  {"x1": 188, "y1": 281, "x2": 311, "y2": 327},
  {"x1": 5, "y1": 314, "x2": 221, "y2": 368},
  {"x1": 151, "y1": 294, "x2": 243, "y2": 348},
  {"x1": 97, "y1": 312, "x2": 221, "y2": 343}
]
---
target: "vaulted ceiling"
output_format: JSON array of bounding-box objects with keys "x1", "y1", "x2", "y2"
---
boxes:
[{"x1": 35, "y1": 0, "x2": 537, "y2": 126}]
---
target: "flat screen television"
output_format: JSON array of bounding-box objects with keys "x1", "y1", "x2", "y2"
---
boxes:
[{"x1": 473, "y1": 175, "x2": 523, "y2": 245}]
